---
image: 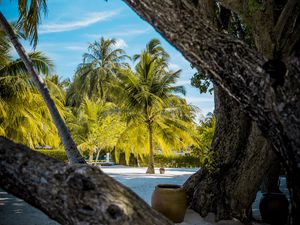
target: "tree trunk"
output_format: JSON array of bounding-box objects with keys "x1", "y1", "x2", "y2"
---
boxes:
[
  {"x1": 136, "y1": 154, "x2": 141, "y2": 167},
  {"x1": 184, "y1": 86, "x2": 278, "y2": 222},
  {"x1": 89, "y1": 149, "x2": 94, "y2": 163},
  {"x1": 260, "y1": 156, "x2": 281, "y2": 193},
  {"x1": 146, "y1": 122, "x2": 155, "y2": 174},
  {"x1": 0, "y1": 137, "x2": 173, "y2": 225},
  {"x1": 122, "y1": 1, "x2": 300, "y2": 224},
  {"x1": 94, "y1": 148, "x2": 101, "y2": 167},
  {"x1": 0, "y1": 12, "x2": 85, "y2": 165}
]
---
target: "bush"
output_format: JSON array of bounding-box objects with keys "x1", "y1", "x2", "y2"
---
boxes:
[
  {"x1": 153, "y1": 154, "x2": 201, "y2": 168},
  {"x1": 34, "y1": 149, "x2": 67, "y2": 162},
  {"x1": 115, "y1": 153, "x2": 201, "y2": 168}
]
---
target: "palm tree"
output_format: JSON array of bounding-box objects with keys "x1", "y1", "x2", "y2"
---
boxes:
[
  {"x1": 0, "y1": 41, "x2": 65, "y2": 148},
  {"x1": 0, "y1": 6, "x2": 85, "y2": 164},
  {"x1": 133, "y1": 38, "x2": 169, "y2": 62},
  {"x1": 116, "y1": 41, "x2": 197, "y2": 173},
  {"x1": 67, "y1": 97, "x2": 125, "y2": 163},
  {"x1": 67, "y1": 37, "x2": 129, "y2": 106}
]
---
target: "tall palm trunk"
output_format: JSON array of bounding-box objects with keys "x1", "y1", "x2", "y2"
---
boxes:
[
  {"x1": 146, "y1": 122, "x2": 155, "y2": 174},
  {"x1": 88, "y1": 149, "x2": 94, "y2": 163},
  {"x1": 0, "y1": 12, "x2": 85, "y2": 164}
]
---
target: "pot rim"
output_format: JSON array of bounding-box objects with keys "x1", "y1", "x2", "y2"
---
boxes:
[{"x1": 156, "y1": 184, "x2": 182, "y2": 189}]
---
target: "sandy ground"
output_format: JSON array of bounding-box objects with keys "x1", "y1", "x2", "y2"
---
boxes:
[{"x1": 0, "y1": 166, "x2": 287, "y2": 225}]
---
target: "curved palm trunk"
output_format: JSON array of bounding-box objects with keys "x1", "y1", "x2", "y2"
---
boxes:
[
  {"x1": 88, "y1": 149, "x2": 94, "y2": 163},
  {"x1": 0, "y1": 12, "x2": 85, "y2": 164},
  {"x1": 146, "y1": 122, "x2": 155, "y2": 174},
  {"x1": 95, "y1": 148, "x2": 101, "y2": 167}
]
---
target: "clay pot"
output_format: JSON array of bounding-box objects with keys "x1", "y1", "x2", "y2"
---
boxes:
[
  {"x1": 159, "y1": 168, "x2": 165, "y2": 174},
  {"x1": 151, "y1": 184, "x2": 187, "y2": 223},
  {"x1": 259, "y1": 192, "x2": 289, "y2": 225}
]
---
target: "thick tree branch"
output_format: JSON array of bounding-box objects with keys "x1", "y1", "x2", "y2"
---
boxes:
[
  {"x1": 122, "y1": 0, "x2": 296, "y2": 161},
  {"x1": 0, "y1": 137, "x2": 173, "y2": 225},
  {"x1": 121, "y1": 2, "x2": 300, "y2": 223}
]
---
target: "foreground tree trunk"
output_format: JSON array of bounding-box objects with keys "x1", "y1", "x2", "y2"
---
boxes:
[
  {"x1": 184, "y1": 86, "x2": 277, "y2": 222},
  {"x1": 122, "y1": 1, "x2": 300, "y2": 224},
  {"x1": 0, "y1": 12, "x2": 85, "y2": 164},
  {"x1": 0, "y1": 137, "x2": 172, "y2": 225}
]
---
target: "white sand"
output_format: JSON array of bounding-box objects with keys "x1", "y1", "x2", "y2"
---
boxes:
[
  {"x1": 0, "y1": 166, "x2": 248, "y2": 225},
  {"x1": 102, "y1": 166, "x2": 244, "y2": 225}
]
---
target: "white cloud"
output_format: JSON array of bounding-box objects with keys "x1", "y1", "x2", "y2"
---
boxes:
[
  {"x1": 109, "y1": 28, "x2": 151, "y2": 37},
  {"x1": 64, "y1": 45, "x2": 86, "y2": 51},
  {"x1": 186, "y1": 96, "x2": 214, "y2": 104},
  {"x1": 169, "y1": 63, "x2": 180, "y2": 71},
  {"x1": 85, "y1": 28, "x2": 151, "y2": 39},
  {"x1": 176, "y1": 80, "x2": 190, "y2": 86},
  {"x1": 114, "y1": 39, "x2": 128, "y2": 48},
  {"x1": 39, "y1": 11, "x2": 120, "y2": 34}
]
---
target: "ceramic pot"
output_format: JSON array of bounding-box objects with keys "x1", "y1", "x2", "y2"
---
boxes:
[
  {"x1": 259, "y1": 192, "x2": 289, "y2": 225},
  {"x1": 151, "y1": 184, "x2": 187, "y2": 223},
  {"x1": 159, "y1": 168, "x2": 165, "y2": 174}
]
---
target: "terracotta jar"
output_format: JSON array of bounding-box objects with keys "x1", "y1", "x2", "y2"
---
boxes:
[
  {"x1": 259, "y1": 192, "x2": 289, "y2": 225},
  {"x1": 151, "y1": 184, "x2": 187, "y2": 223},
  {"x1": 159, "y1": 168, "x2": 165, "y2": 174}
]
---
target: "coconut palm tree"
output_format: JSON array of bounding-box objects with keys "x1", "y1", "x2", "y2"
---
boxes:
[
  {"x1": 67, "y1": 37, "x2": 129, "y2": 106},
  {"x1": 67, "y1": 97, "x2": 125, "y2": 163},
  {"x1": 0, "y1": 5, "x2": 85, "y2": 164},
  {"x1": 133, "y1": 38, "x2": 169, "y2": 62},
  {"x1": 0, "y1": 38, "x2": 65, "y2": 148},
  {"x1": 116, "y1": 47, "x2": 197, "y2": 173}
]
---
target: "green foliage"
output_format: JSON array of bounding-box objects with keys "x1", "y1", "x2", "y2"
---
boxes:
[
  {"x1": 191, "y1": 114, "x2": 216, "y2": 165},
  {"x1": 191, "y1": 70, "x2": 213, "y2": 94},
  {"x1": 117, "y1": 153, "x2": 200, "y2": 168},
  {"x1": 248, "y1": 0, "x2": 263, "y2": 15},
  {"x1": 14, "y1": 0, "x2": 48, "y2": 46},
  {"x1": 35, "y1": 149, "x2": 67, "y2": 161},
  {"x1": 67, "y1": 97, "x2": 125, "y2": 161},
  {"x1": 153, "y1": 154, "x2": 201, "y2": 168},
  {"x1": 66, "y1": 37, "x2": 129, "y2": 106},
  {"x1": 114, "y1": 39, "x2": 198, "y2": 166},
  {"x1": 0, "y1": 34, "x2": 63, "y2": 148}
]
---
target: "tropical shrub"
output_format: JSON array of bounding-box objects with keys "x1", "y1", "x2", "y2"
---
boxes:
[
  {"x1": 35, "y1": 149, "x2": 67, "y2": 161},
  {"x1": 116, "y1": 153, "x2": 201, "y2": 168}
]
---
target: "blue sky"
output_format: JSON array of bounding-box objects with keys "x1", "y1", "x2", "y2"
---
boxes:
[{"x1": 1, "y1": 0, "x2": 214, "y2": 117}]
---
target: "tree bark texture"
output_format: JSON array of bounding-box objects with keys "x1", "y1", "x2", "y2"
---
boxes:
[
  {"x1": 0, "y1": 137, "x2": 173, "y2": 225},
  {"x1": 0, "y1": 12, "x2": 85, "y2": 164},
  {"x1": 122, "y1": 1, "x2": 300, "y2": 224},
  {"x1": 182, "y1": 2, "x2": 278, "y2": 221},
  {"x1": 184, "y1": 86, "x2": 278, "y2": 222}
]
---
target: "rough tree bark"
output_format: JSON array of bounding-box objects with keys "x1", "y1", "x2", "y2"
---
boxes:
[
  {"x1": 0, "y1": 137, "x2": 173, "y2": 225},
  {"x1": 122, "y1": 1, "x2": 300, "y2": 224},
  {"x1": 184, "y1": 86, "x2": 277, "y2": 222},
  {"x1": 0, "y1": 12, "x2": 85, "y2": 164},
  {"x1": 185, "y1": 0, "x2": 280, "y2": 222}
]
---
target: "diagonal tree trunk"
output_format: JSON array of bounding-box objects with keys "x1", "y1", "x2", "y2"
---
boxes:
[
  {"x1": 0, "y1": 137, "x2": 173, "y2": 225},
  {"x1": 0, "y1": 12, "x2": 85, "y2": 164}
]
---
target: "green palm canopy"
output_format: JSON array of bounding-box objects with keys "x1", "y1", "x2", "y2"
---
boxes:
[
  {"x1": 67, "y1": 37, "x2": 129, "y2": 106},
  {"x1": 115, "y1": 39, "x2": 197, "y2": 174},
  {"x1": 0, "y1": 30, "x2": 66, "y2": 148}
]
